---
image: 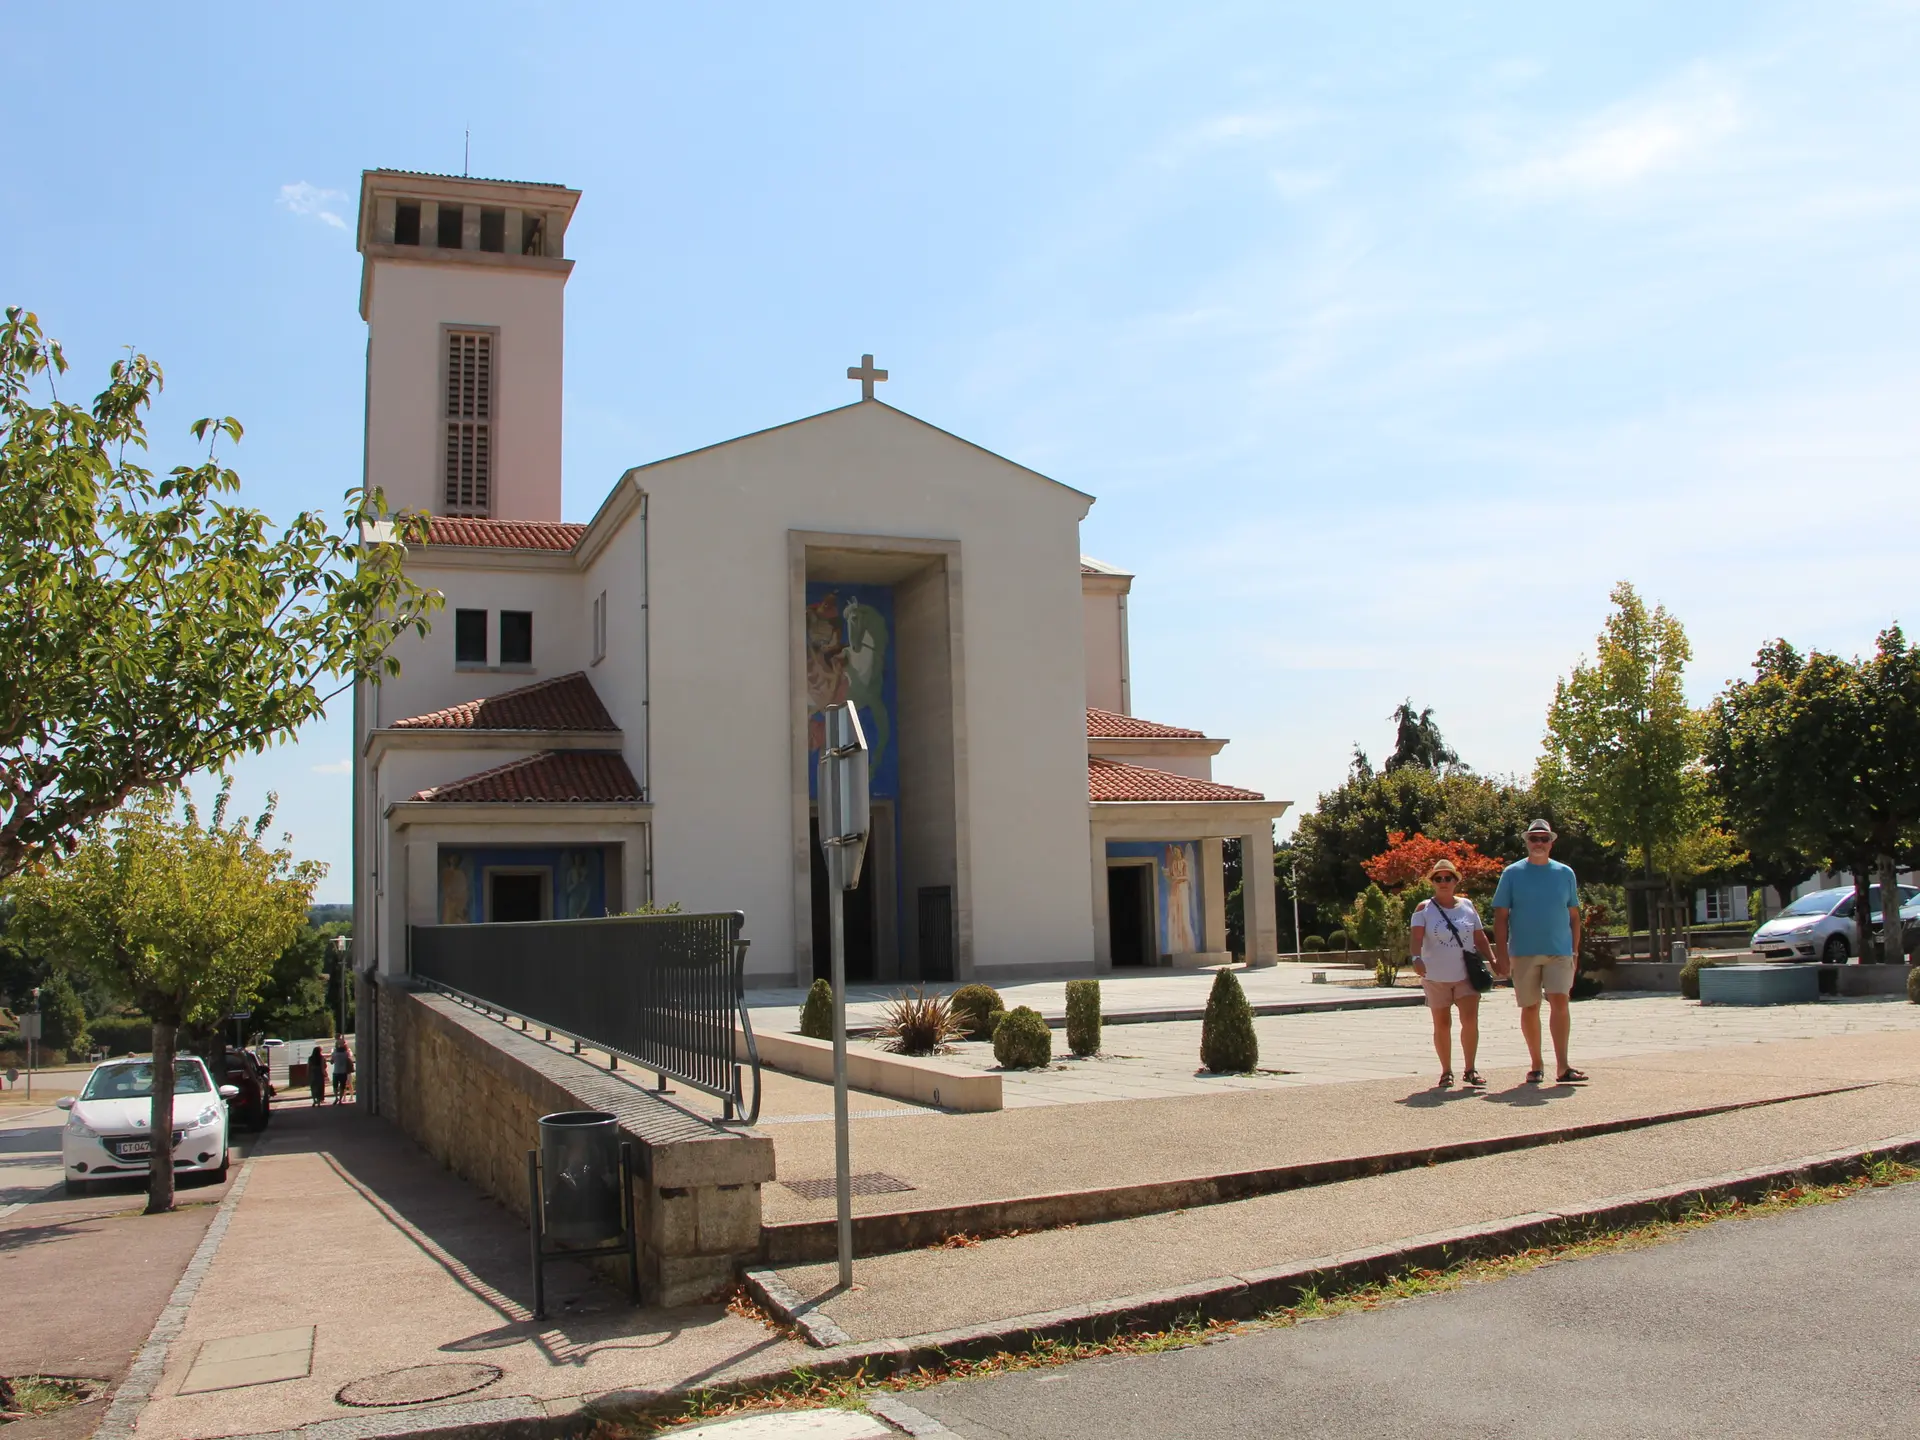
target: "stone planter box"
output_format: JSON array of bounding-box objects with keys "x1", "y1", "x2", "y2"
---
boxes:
[
  {"x1": 739, "y1": 1029, "x2": 1001, "y2": 1112},
  {"x1": 1699, "y1": 964, "x2": 1820, "y2": 1005}
]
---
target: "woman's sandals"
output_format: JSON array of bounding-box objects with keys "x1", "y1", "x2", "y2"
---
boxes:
[{"x1": 1462, "y1": 1069, "x2": 1486, "y2": 1088}]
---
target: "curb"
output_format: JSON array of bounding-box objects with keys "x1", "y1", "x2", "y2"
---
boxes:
[
  {"x1": 841, "y1": 991, "x2": 1421, "y2": 1037},
  {"x1": 758, "y1": 1083, "x2": 1872, "y2": 1265},
  {"x1": 192, "y1": 1133, "x2": 1920, "y2": 1440}
]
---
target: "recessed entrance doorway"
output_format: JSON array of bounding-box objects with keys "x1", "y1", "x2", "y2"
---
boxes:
[{"x1": 1107, "y1": 863, "x2": 1156, "y2": 967}]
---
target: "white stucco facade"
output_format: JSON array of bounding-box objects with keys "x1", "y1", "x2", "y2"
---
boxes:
[{"x1": 348, "y1": 167, "x2": 1289, "y2": 1011}]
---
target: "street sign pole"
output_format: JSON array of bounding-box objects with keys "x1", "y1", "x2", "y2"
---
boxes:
[{"x1": 817, "y1": 702, "x2": 870, "y2": 1290}]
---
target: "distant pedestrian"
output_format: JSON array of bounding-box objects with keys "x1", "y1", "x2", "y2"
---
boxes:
[
  {"x1": 1409, "y1": 859, "x2": 1496, "y2": 1088},
  {"x1": 1492, "y1": 819, "x2": 1588, "y2": 1084},
  {"x1": 307, "y1": 1045, "x2": 327, "y2": 1107},
  {"x1": 329, "y1": 1036, "x2": 353, "y2": 1105}
]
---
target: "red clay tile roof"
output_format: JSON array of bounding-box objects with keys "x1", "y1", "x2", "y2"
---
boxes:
[
  {"x1": 390, "y1": 673, "x2": 617, "y2": 732},
  {"x1": 1086, "y1": 707, "x2": 1207, "y2": 739},
  {"x1": 1088, "y1": 756, "x2": 1264, "y2": 802},
  {"x1": 424, "y1": 517, "x2": 587, "y2": 551},
  {"x1": 409, "y1": 750, "x2": 641, "y2": 803}
]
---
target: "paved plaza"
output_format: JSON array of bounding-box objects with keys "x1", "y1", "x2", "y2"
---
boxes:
[{"x1": 746, "y1": 980, "x2": 1920, "y2": 1108}]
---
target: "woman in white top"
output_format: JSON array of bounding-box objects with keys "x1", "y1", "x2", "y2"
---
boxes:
[{"x1": 1408, "y1": 858, "x2": 1496, "y2": 1088}]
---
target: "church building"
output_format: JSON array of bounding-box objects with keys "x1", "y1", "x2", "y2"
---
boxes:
[{"x1": 350, "y1": 168, "x2": 1289, "y2": 994}]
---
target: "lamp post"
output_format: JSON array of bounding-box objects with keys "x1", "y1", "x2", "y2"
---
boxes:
[
  {"x1": 1290, "y1": 850, "x2": 1303, "y2": 960},
  {"x1": 329, "y1": 935, "x2": 353, "y2": 1039},
  {"x1": 816, "y1": 702, "x2": 870, "y2": 1290}
]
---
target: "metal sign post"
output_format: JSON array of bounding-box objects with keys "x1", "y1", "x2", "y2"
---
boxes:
[
  {"x1": 21, "y1": 1004, "x2": 41, "y2": 1101},
  {"x1": 817, "y1": 702, "x2": 870, "y2": 1289}
]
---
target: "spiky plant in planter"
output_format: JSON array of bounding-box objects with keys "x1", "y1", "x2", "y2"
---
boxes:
[
  {"x1": 949, "y1": 984, "x2": 1005, "y2": 1039},
  {"x1": 1065, "y1": 978, "x2": 1101, "y2": 1057},
  {"x1": 878, "y1": 989, "x2": 963, "y2": 1055},
  {"x1": 798, "y1": 978, "x2": 834, "y2": 1039},
  {"x1": 992, "y1": 1006, "x2": 1052, "y2": 1069},
  {"x1": 1906, "y1": 965, "x2": 1919, "y2": 1005},
  {"x1": 1200, "y1": 967, "x2": 1259, "y2": 1073}
]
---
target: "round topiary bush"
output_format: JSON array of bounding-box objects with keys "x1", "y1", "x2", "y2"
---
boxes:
[
  {"x1": 949, "y1": 984, "x2": 1005, "y2": 1040},
  {"x1": 992, "y1": 1006, "x2": 1052, "y2": 1069},
  {"x1": 1679, "y1": 955, "x2": 1717, "y2": 1001},
  {"x1": 798, "y1": 978, "x2": 834, "y2": 1039},
  {"x1": 1065, "y1": 978, "x2": 1101, "y2": 1057},
  {"x1": 1907, "y1": 964, "x2": 1920, "y2": 1005},
  {"x1": 1325, "y1": 929, "x2": 1350, "y2": 951},
  {"x1": 1302, "y1": 935, "x2": 1326, "y2": 952},
  {"x1": 1200, "y1": 968, "x2": 1259, "y2": 1073}
]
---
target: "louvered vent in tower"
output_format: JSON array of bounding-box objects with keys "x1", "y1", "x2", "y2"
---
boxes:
[{"x1": 443, "y1": 330, "x2": 494, "y2": 514}]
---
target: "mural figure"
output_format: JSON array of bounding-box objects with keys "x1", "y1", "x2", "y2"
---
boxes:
[
  {"x1": 805, "y1": 590, "x2": 849, "y2": 752},
  {"x1": 563, "y1": 851, "x2": 593, "y2": 918},
  {"x1": 842, "y1": 593, "x2": 891, "y2": 776},
  {"x1": 1163, "y1": 843, "x2": 1198, "y2": 955},
  {"x1": 439, "y1": 851, "x2": 472, "y2": 925}
]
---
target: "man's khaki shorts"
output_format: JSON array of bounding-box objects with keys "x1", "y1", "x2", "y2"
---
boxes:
[{"x1": 1509, "y1": 954, "x2": 1575, "y2": 1007}]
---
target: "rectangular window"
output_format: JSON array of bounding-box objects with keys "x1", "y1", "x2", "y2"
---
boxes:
[
  {"x1": 442, "y1": 330, "x2": 493, "y2": 514},
  {"x1": 454, "y1": 608, "x2": 488, "y2": 665},
  {"x1": 394, "y1": 201, "x2": 421, "y2": 246},
  {"x1": 436, "y1": 202, "x2": 464, "y2": 249},
  {"x1": 592, "y1": 591, "x2": 606, "y2": 664},
  {"x1": 479, "y1": 208, "x2": 506, "y2": 253},
  {"x1": 500, "y1": 610, "x2": 532, "y2": 666}
]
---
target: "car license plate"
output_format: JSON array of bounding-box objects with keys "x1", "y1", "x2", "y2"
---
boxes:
[{"x1": 118, "y1": 1139, "x2": 152, "y2": 1155}]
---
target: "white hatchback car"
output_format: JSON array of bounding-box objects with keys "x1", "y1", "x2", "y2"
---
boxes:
[
  {"x1": 57, "y1": 1056, "x2": 237, "y2": 1195},
  {"x1": 1750, "y1": 884, "x2": 1919, "y2": 963}
]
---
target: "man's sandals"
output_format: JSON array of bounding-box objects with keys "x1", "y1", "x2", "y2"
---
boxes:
[{"x1": 1527, "y1": 1067, "x2": 1590, "y2": 1084}]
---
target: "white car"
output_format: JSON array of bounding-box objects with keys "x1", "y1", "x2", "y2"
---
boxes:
[
  {"x1": 57, "y1": 1056, "x2": 237, "y2": 1195},
  {"x1": 1750, "y1": 884, "x2": 1919, "y2": 963}
]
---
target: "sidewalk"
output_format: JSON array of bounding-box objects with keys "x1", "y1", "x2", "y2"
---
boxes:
[{"x1": 101, "y1": 1022, "x2": 1920, "y2": 1439}]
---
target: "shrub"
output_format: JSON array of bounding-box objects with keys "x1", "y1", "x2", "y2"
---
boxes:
[
  {"x1": 1679, "y1": 955, "x2": 1719, "y2": 1001},
  {"x1": 1065, "y1": 979, "x2": 1101, "y2": 1057},
  {"x1": 992, "y1": 1006, "x2": 1052, "y2": 1069},
  {"x1": 1373, "y1": 954, "x2": 1401, "y2": 988},
  {"x1": 1200, "y1": 968, "x2": 1259, "y2": 1073},
  {"x1": 798, "y1": 978, "x2": 834, "y2": 1039},
  {"x1": 34, "y1": 975, "x2": 89, "y2": 1055},
  {"x1": 1908, "y1": 965, "x2": 1919, "y2": 1005},
  {"x1": 1325, "y1": 929, "x2": 1349, "y2": 951},
  {"x1": 1302, "y1": 935, "x2": 1326, "y2": 952},
  {"x1": 87, "y1": 1015, "x2": 153, "y2": 1056},
  {"x1": 878, "y1": 989, "x2": 962, "y2": 1055},
  {"x1": 949, "y1": 984, "x2": 1005, "y2": 1040}
]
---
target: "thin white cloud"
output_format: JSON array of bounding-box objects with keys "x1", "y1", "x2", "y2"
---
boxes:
[
  {"x1": 1485, "y1": 70, "x2": 1742, "y2": 199},
  {"x1": 278, "y1": 181, "x2": 348, "y2": 230},
  {"x1": 310, "y1": 758, "x2": 352, "y2": 775}
]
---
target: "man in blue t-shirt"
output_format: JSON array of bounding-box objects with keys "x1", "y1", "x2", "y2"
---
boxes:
[{"x1": 1491, "y1": 818, "x2": 1588, "y2": 1085}]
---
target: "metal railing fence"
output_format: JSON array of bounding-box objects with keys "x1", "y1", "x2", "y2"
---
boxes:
[{"x1": 408, "y1": 911, "x2": 760, "y2": 1124}]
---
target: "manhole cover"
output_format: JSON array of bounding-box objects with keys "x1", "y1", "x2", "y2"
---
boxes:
[
  {"x1": 781, "y1": 1172, "x2": 915, "y2": 1201},
  {"x1": 336, "y1": 1362, "x2": 502, "y2": 1408}
]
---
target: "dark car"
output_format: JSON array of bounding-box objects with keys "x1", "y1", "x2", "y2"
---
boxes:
[{"x1": 221, "y1": 1048, "x2": 272, "y2": 1131}]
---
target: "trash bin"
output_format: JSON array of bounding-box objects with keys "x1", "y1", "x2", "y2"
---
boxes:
[{"x1": 536, "y1": 1110, "x2": 623, "y2": 1246}]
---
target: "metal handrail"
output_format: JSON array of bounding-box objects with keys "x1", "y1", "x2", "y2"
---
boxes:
[{"x1": 408, "y1": 911, "x2": 761, "y2": 1125}]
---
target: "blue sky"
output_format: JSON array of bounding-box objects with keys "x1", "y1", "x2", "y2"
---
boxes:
[{"x1": 6, "y1": 3, "x2": 1917, "y2": 901}]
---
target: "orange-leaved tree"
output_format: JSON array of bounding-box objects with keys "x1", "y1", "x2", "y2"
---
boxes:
[{"x1": 1362, "y1": 831, "x2": 1504, "y2": 893}]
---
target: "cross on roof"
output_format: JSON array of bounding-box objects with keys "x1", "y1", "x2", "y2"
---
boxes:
[{"x1": 847, "y1": 353, "x2": 888, "y2": 401}]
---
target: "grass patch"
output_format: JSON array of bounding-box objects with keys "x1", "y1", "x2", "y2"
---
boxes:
[
  {"x1": 0, "y1": 1375, "x2": 96, "y2": 1422},
  {"x1": 594, "y1": 1157, "x2": 1919, "y2": 1437}
]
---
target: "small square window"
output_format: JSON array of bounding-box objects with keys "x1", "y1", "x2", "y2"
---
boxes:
[
  {"x1": 437, "y1": 203, "x2": 464, "y2": 249},
  {"x1": 394, "y1": 201, "x2": 421, "y2": 246},
  {"x1": 479, "y1": 208, "x2": 506, "y2": 253},
  {"x1": 455, "y1": 609, "x2": 487, "y2": 665},
  {"x1": 500, "y1": 610, "x2": 533, "y2": 666}
]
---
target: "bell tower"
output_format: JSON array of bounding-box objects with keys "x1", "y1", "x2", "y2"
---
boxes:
[{"x1": 356, "y1": 169, "x2": 582, "y2": 522}]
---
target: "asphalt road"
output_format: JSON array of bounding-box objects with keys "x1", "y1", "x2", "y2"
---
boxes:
[{"x1": 909, "y1": 1179, "x2": 1920, "y2": 1439}]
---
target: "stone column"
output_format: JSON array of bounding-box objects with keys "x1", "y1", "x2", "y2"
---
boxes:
[
  {"x1": 1201, "y1": 837, "x2": 1228, "y2": 955},
  {"x1": 1241, "y1": 826, "x2": 1277, "y2": 967}
]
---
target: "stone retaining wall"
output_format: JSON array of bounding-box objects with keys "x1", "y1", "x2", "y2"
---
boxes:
[{"x1": 375, "y1": 976, "x2": 774, "y2": 1306}]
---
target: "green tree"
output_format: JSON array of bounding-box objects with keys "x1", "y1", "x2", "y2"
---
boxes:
[
  {"x1": 1384, "y1": 701, "x2": 1459, "y2": 773},
  {"x1": 247, "y1": 921, "x2": 341, "y2": 1041},
  {"x1": 0, "y1": 308, "x2": 439, "y2": 880},
  {"x1": 1705, "y1": 630, "x2": 1920, "y2": 959},
  {"x1": 6, "y1": 784, "x2": 318, "y2": 1211},
  {"x1": 34, "y1": 971, "x2": 89, "y2": 1056},
  {"x1": 1540, "y1": 582, "x2": 1701, "y2": 889}
]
